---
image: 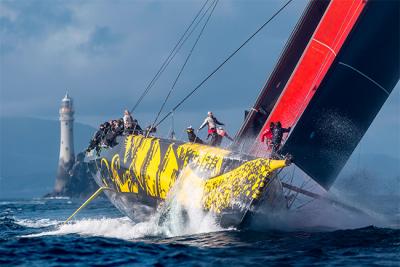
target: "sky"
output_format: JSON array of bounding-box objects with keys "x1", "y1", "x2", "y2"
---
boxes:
[{"x1": 0, "y1": 0, "x2": 399, "y2": 159}]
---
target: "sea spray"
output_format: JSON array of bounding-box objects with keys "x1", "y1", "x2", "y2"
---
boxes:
[
  {"x1": 248, "y1": 188, "x2": 398, "y2": 232},
  {"x1": 25, "y1": 165, "x2": 222, "y2": 240},
  {"x1": 155, "y1": 164, "x2": 222, "y2": 236}
]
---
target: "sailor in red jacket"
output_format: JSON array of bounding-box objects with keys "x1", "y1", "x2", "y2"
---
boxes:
[{"x1": 260, "y1": 122, "x2": 275, "y2": 147}]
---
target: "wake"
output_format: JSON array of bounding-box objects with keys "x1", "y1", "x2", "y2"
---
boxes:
[{"x1": 23, "y1": 166, "x2": 224, "y2": 240}]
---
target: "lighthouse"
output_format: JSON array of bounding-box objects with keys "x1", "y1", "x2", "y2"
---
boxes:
[{"x1": 54, "y1": 93, "x2": 75, "y2": 193}]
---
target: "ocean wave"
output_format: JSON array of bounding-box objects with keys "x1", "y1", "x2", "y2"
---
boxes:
[
  {"x1": 22, "y1": 173, "x2": 224, "y2": 240},
  {"x1": 42, "y1": 196, "x2": 70, "y2": 200},
  {"x1": 15, "y1": 218, "x2": 59, "y2": 228},
  {"x1": 0, "y1": 200, "x2": 46, "y2": 205},
  {"x1": 23, "y1": 217, "x2": 158, "y2": 240},
  {"x1": 23, "y1": 208, "x2": 224, "y2": 240}
]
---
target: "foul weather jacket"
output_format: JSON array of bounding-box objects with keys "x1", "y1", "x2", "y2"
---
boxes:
[{"x1": 272, "y1": 126, "x2": 291, "y2": 145}]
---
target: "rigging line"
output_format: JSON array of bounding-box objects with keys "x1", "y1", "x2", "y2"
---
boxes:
[
  {"x1": 144, "y1": 1, "x2": 218, "y2": 137},
  {"x1": 146, "y1": 0, "x2": 217, "y2": 103},
  {"x1": 131, "y1": 1, "x2": 211, "y2": 114},
  {"x1": 152, "y1": 0, "x2": 219, "y2": 127},
  {"x1": 155, "y1": 0, "x2": 294, "y2": 128},
  {"x1": 130, "y1": 0, "x2": 211, "y2": 113}
]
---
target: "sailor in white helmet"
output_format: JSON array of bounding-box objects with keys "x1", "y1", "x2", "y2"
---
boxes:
[
  {"x1": 123, "y1": 110, "x2": 134, "y2": 129},
  {"x1": 123, "y1": 109, "x2": 142, "y2": 134},
  {"x1": 198, "y1": 111, "x2": 224, "y2": 146}
]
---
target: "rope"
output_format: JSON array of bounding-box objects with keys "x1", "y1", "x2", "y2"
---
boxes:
[
  {"x1": 151, "y1": 0, "x2": 219, "y2": 128},
  {"x1": 154, "y1": 0, "x2": 294, "y2": 128},
  {"x1": 130, "y1": 0, "x2": 211, "y2": 113},
  {"x1": 64, "y1": 186, "x2": 109, "y2": 223}
]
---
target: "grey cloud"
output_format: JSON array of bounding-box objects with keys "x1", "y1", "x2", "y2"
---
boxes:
[
  {"x1": 79, "y1": 26, "x2": 122, "y2": 55},
  {"x1": 0, "y1": 0, "x2": 73, "y2": 54},
  {"x1": 0, "y1": 0, "x2": 398, "y2": 137},
  {"x1": 2, "y1": 0, "x2": 73, "y2": 31}
]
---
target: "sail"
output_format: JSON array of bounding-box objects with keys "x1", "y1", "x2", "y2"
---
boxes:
[
  {"x1": 281, "y1": 0, "x2": 400, "y2": 188},
  {"x1": 236, "y1": 0, "x2": 399, "y2": 189},
  {"x1": 235, "y1": 0, "x2": 330, "y2": 150},
  {"x1": 253, "y1": 0, "x2": 367, "y2": 149}
]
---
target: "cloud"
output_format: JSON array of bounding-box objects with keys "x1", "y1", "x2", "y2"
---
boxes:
[
  {"x1": 0, "y1": 0, "x2": 73, "y2": 53},
  {"x1": 0, "y1": 0, "x2": 398, "y2": 161},
  {"x1": 1, "y1": 0, "x2": 308, "y2": 118},
  {"x1": 79, "y1": 26, "x2": 122, "y2": 55}
]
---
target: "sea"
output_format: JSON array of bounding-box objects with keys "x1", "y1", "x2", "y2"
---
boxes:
[{"x1": 1, "y1": 196, "x2": 399, "y2": 266}]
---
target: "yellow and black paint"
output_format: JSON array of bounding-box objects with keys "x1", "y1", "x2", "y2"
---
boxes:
[{"x1": 91, "y1": 134, "x2": 288, "y2": 218}]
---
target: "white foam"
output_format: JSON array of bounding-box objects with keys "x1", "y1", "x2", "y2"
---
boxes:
[
  {"x1": 24, "y1": 217, "x2": 152, "y2": 239},
  {"x1": 0, "y1": 200, "x2": 46, "y2": 205},
  {"x1": 23, "y1": 211, "x2": 221, "y2": 240},
  {"x1": 23, "y1": 166, "x2": 224, "y2": 240},
  {"x1": 16, "y1": 218, "x2": 59, "y2": 228},
  {"x1": 43, "y1": 196, "x2": 70, "y2": 200}
]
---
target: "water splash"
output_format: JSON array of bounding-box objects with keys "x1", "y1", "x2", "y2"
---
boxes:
[
  {"x1": 248, "y1": 188, "x2": 399, "y2": 232},
  {"x1": 155, "y1": 165, "x2": 222, "y2": 236},
  {"x1": 24, "y1": 166, "x2": 222, "y2": 240},
  {"x1": 24, "y1": 217, "x2": 147, "y2": 239}
]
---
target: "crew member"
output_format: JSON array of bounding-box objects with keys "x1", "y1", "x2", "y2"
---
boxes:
[
  {"x1": 261, "y1": 122, "x2": 275, "y2": 148},
  {"x1": 271, "y1": 121, "x2": 291, "y2": 158},
  {"x1": 104, "y1": 120, "x2": 120, "y2": 147},
  {"x1": 215, "y1": 127, "x2": 233, "y2": 146},
  {"x1": 86, "y1": 123, "x2": 105, "y2": 155},
  {"x1": 132, "y1": 119, "x2": 143, "y2": 135},
  {"x1": 99, "y1": 121, "x2": 112, "y2": 145},
  {"x1": 198, "y1": 111, "x2": 224, "y2": 146},
  {"x1": 115, "y1": 118, "x2": 125, "y2": 136},
  {"x1": 123, "y1": 110, "x2": 134, "y2": 134},
  {"x1": 186, "y1": 126, "x2": 203, "y2": 144},
  {"x1": 123, "y1": 111, "x2": 142, "y2": 135}
]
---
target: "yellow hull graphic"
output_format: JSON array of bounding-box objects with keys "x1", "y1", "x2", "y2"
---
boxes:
[{"x1": 93, "y1": 135, "x2": 288, "y2": 217}]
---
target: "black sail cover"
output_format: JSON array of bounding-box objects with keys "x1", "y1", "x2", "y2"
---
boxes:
[{"x1": 281, "y1": 1, "x2": 400, "y2": 189}]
